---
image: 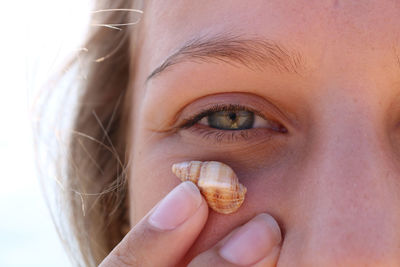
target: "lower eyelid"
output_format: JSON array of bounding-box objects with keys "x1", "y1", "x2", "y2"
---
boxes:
[{"x1": 187, "y1": 125, "x2": 271, "y2": 143}]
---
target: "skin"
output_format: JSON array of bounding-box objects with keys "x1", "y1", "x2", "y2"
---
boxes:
[{"x1": 101, "y1": 0, "x2": 400, "y2": 266}]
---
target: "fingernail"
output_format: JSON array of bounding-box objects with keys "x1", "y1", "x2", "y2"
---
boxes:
[
  {"x1": 219, "y1": 213, "x2": 282, "y2": 266},
  {"x1": 148, "y1": 181, "x2": 202, "y2": 231}
]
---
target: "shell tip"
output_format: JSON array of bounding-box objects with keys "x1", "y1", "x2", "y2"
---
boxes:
[
  {"x1": 171, "y1": 162, "x2": 187, "y2": 175},
  {"x1": 171, "y1": 163, "x2": 178, "y2": 174}
]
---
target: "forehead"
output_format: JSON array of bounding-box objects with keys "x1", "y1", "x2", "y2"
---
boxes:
[{"x1": 137, "y1": 0, "x2": 400, "y2": 83}]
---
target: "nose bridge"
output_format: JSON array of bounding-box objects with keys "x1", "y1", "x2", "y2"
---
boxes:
[
  {"x1": 312, "y1": 98, "x2": 381, "y2": 181},
  {"x1": 307, "y1": 87, "x2": 390, "y2": 179},
  {"x1": 290, "y1": 96, "x2": 400, "y2": 265},
  {"x1": 306, "y1": 94, "x2": 384, "y2": 196}
]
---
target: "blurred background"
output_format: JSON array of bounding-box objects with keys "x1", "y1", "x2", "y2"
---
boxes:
[{"x1": 0, "y1": 0, "x2": 91, "y2": 266}]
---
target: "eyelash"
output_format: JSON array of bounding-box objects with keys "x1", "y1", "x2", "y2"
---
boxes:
[{"x1": 179, "y1": 104, "x2": 288, "y2": 142}]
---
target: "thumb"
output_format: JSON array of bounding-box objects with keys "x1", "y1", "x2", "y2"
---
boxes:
[
  {"x1": 100, "y1": 181, "x2": 208, "y2": 267},
  {"x1": 189, "y1": 213, "x2": 282, "y2": 267}
]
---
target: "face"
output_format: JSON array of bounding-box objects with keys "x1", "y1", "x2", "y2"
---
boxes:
[{"x1": 128, "y1": 0, "x2": 400, "y2": 265}]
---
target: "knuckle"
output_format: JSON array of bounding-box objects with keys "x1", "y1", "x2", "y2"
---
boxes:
[
  {"x1": 100, "y1": 251, "x2": 140, "y2": 267},
  {"x1": 113, "y1": 249, "x2": 140, "y2": 266},
  {"x1": 101, "y1": 225, "x2": 156, "y2": 267}
]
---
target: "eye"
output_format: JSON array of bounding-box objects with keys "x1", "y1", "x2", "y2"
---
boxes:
[
  {"x1": 198, "y1": 109, "x2": 271, "y2": 130},
  {"x1": 181, "y1": 104, "x2": 287, "y2": 133}
]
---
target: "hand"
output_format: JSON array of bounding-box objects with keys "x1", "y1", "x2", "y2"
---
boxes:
[{"x1": 99, "y1": 181, "x2": 282, "y2": 267}]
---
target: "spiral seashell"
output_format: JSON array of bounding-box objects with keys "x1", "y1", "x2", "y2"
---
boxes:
[{"x1": 171, "y1": 161, "x2": 247, "y2": 214}]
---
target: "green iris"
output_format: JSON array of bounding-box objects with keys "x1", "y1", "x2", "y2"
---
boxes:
[{"x1": 208, "y1": 110, "x2": 254, "y2": 130}]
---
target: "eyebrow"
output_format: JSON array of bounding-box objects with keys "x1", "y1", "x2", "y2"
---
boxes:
[{"x1": 146, "y1": 33, "x2": 307, "y2": 82}]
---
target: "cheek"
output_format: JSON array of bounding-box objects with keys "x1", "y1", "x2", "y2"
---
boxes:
[
  {"x1": 128, "y1": 161, "x2": 179, "y2": 225},
  {"x1": 128, "y1": 133, "x2": 302, "y2": 252}
]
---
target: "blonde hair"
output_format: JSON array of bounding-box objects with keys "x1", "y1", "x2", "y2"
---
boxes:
[{"x1": 35, "y1": 0, "x2": 142, "y2": 265}]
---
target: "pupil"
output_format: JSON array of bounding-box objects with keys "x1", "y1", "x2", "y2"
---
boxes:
[{"x1": 228, "y1": 112, "x2": 237, "y2": 121}]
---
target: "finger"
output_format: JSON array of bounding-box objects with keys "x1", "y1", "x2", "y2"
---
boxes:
[
  {"x1": 100, "y1": 181, "x2": 209, "y2": 267},
  {"x1": 189, "y1": 213, "x2": 282, "y2": 267}
]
